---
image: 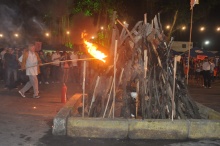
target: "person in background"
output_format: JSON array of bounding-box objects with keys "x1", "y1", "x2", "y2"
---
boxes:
[
  {"x1": 210, "y1": 59, "x2": 215, "y2": 82},
  {"x1": 39, "y1": 51, "x2": 49, "y2": 84},
  {"x1": 194, "y1": 59, "x2": 202, "y2": 86},
  {"x1": 51, "y1": 50, "x2": 61, "y2": 83},
  {"x1": 45, "y1": 52, "x2": 52, "y2": 82},
  {"x1": 1, "y1": 48, "x2": 8, "y2": 83},
  {"x1": 61, "y1": 51, "x2": 70, "y2": 83},
  {"x1": 70, "y1": 51, "x2": 79, "y2": 83},
  {"x1": 18, "y1": 44, "x2": 41, "y2": 98},
  {"x1": 4, "y1": 48, "x2": 19, "y2": 89},
  {"x1": 202, "y1": 57, "x2": 211, "y2": 88}
]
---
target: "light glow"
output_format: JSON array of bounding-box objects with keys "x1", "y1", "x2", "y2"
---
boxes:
[
  {"x1": 182, "y1": 26, "x2": 186, "y2": 30},
  {"x1": 84, "y1": 40, "x2": 107, "y2": 63},
  {"x1": 0, "y1": 34, "x2": 3, "y2": 38},
  {"x1": 200, "y1": 27, "x2": 205, "y2": 31},
  {"x1": 166, "y1": 25, "x2": 170, "y2": 30},
  {"x1": 14, "y1": 33, "x2": 19, "y2": 37},
  {"x1": 45, "y1": 33, "x2": 50, "y2": 37},
  {"x1": 204, "y1": 40, "x2": 210, "y2": 45}
]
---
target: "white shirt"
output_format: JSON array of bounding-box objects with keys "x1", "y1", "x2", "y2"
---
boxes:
[
  {"x1": 26, "y1": 51, "x2": 38, "y2": 75},
  {"x1": 1, "y1": 50, "x2": 6, "y2": 60},
  {"x1": 52, "y1": 53, "x2": 61, "y2": 66},
  {"x1": 202, "y1": 61, "x2": 210, "y2": 71},
  {"x1": 70, "y1": 53, "x2": 78, "y2": 66}
]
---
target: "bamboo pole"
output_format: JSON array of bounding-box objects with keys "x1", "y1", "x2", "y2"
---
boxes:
[
  {"x1": 88, "y1": 76, "x2": 100, "y2": 116},
  {"x1": 136, "y1": 81, "x2": 139, "y2": 118},
  {"x1": 172, "y1": 56, "x2": 177, "y2": 121},
  {"x1": 103, "y1": 77, "x2": 113, "y2": 118},
  {"x1": 117, "y1": 20, "x2": 135, "y2": 42},
  {"x1": 82, "y1": 61, "x2": 86, "y2": 118},
  {"x1": 113, "y1": 40, "x2": 118, "y2": 119}
]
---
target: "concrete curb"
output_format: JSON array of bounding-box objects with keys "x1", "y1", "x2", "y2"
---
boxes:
[
  {"x1": 67, "y1": 118, "x2": 128, "y2": 138},
  {"x1": 53, "y1": 94, "x2": 220, "y2": 139},
  {"x1": 52, "y1": 93, "x2": 82, "y2": 135}
]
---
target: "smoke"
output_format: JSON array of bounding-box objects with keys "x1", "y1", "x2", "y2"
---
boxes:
[
  {"x1": 0, "y1": 2, "x2": 46, "y2": 48},
  {"x1": 0, "y1": 4, "x2": 22, "y2": 47}
]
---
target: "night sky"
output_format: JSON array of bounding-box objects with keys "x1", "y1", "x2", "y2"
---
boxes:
[{"x1": 0, "y1": 0, "x2": 219, "y2": 51}]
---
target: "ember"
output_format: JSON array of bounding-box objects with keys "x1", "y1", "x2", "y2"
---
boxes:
[{"x1": 84, "y1": 40, "x2": 107, "y2": 63}]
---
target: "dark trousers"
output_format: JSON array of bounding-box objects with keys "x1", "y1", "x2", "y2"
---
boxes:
[
  {"x1": 52, "y1": 65, "x2": 60, "y2": 82},
  {"x1": 39, "y1": 66, "x2": 48, "y2": 83},
  {"x1": 70, "y1": 66, "x2": 79, "y2": 83},
  {"x1": 203, "y1": 70, "x2": 211, "y2": 87}
]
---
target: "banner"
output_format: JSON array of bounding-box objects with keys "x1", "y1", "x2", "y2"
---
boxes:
[{"x1": 197, "y1": 55, "x2": 206, "y2": 60}]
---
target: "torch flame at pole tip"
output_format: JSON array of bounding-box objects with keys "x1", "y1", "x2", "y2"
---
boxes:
[{"x1": 84, "y1": 40, "x2": 107, "y2": 63}]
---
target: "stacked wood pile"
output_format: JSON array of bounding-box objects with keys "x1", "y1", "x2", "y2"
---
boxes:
[{"x1": 85, "y1": 13, "x2": 201, "y2": 119}]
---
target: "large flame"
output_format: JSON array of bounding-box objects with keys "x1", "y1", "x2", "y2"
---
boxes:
[{"x1": 84, "y1": 40, "x2": 107, "y2": 63}]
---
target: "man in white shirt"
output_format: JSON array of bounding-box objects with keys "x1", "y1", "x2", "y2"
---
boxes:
[
  {"x1": 70, "y1": 51, "x2": 79, "y2": 83},
  {"x1": 202, "y1": 57, "x2": 211, "y2": 88},
  {"x1": 18, "y1": 44, "x2": 41, "y2": 98},
  {"x1": 51, "y1": 50, "x2": 61, "y2": 83}
]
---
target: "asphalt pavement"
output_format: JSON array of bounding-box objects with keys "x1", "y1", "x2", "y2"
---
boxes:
[{"x1": 0, "y1": 79, "x2": 219, "y2": 146}]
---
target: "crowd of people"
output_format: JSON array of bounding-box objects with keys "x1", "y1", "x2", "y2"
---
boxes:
[
  {"x1": 0, "y1": 44, "x2": 90, "y2": 98},
  {"x1": 182, "y1": 56, "x2": 220, "y2": 88}
]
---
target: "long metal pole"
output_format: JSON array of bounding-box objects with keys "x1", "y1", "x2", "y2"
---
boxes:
[
  {"x1": 113, "y1": 40, "x2": 118, "y2": 119},
  {"x1": 82, "y1": 61, "x2": 86, "y2": 118},
  {"x1": 187, "y1": 8, "x2": 193, "y2": 84}
]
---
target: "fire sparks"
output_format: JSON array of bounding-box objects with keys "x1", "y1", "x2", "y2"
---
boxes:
[{"x1": 84, "y1": 40, "x2": 107, "y2": 63}]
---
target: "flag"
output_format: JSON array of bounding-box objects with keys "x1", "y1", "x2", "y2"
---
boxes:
[{"x1": 190, "y1": 0, "x2": 199, "y2": 10}]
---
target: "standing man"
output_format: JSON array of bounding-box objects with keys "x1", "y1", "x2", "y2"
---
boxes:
[
  {"x1": 70, "y1": 51, "x2": 79, "y2": 83},
  {"x1": 202, "y1": 57, "x2": 211, "y2": 88},
  {"x1": 18, "y1": 44, "x2": 41, "y2": 98},
  {"x1": 51, "y1": 49, "x2": 61, "y2": 83},
  {"x1": 5, "y1": 48, "x2": 19, "y2": 89}
]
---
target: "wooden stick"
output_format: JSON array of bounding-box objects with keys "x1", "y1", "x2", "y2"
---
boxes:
[
  {"x1": 144, "y1": 50, "x2": 148, "y2": 78},
  {"x1": 82, "y1": 61, "x2": 86, "y2": 118},
  {"x1": 117, "y1": 20, "x2": 135, "y2": 42},
  {"x1": 172, "y1": 56, "x2": 177, "y2": 121},
  {"x1": 19, "y1": 58, "x2": 97, "y2": 70},
  {"x1": 113, "y1": 40, "x2": 118, "y2": 119},
  {"x1": 144, "y1": 13, "x2": 147, "y2": 25},
  {"x1": 103, "y1": 77, "x2": 114, "y2": 118},
  {"x1": 136, "y1": 80, "x2": 140, "y2": 118},
  {"x1": 88, "y1": 76, "x2": 100, "y2": 116},
  {"x1": 118, "y1": 68, "x2": 124, "y2": 86}
]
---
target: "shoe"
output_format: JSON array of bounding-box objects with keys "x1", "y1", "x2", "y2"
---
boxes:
[
  {"x1": 33, "y1": 95, "x2": 40, "y2": 98},
  {"x1": 45, "y1": 82, "x2": 49, "y2": 84},
  {"x1": 18, "y1": 91, "x2": 25, "y2": 98},
  {"x1": 204, "y1": 86, "x2": 207, "y2": 88},
  {"x1": 39, "y1": 81, "x2": 42, "y2": 84}
]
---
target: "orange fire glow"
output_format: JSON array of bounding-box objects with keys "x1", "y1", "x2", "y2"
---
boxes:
[{"x1": 84, "y1": 40, "x2": 107, "y2": 63}]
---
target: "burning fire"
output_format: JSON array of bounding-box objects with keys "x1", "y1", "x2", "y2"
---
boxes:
[{"x1": 84, "y1": 40, "x2": 107, "y2": 63}]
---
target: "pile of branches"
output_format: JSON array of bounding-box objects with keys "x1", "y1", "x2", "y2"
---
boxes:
[{"x1": 86, "y1": 13, "x2": 201, "y2": 119}]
